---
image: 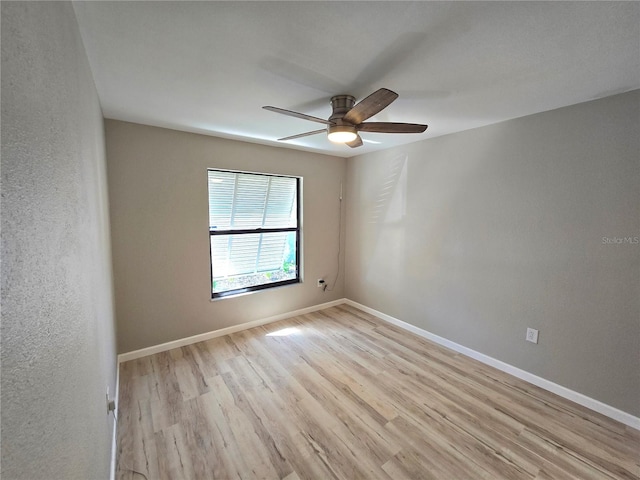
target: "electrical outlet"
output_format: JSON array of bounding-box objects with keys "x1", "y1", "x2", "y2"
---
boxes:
[
  {"x1": 526, "y1": 327, "x2": 539, "y2": 344},
  {"x1": 106, "y1": 387, "x2": 116, "y2": 415},
  {"x1": 317, "y1": 279, "x2": 325, "y2": 288}
]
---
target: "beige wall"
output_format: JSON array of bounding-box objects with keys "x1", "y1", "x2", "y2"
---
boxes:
[
  {"x1": 345, "y1": 91, "x2": 640, "y2": 416},
  {"x1": 106, "y1": 120, "x2": 346, "y2": 353},
  {"x1": 1, "y1": 2, "x2": 117, "y2": 478}
]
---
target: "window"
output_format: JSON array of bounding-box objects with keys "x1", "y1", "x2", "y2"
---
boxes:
[{"x1": 208, "y1": 169, "x2": 300, "y2": 298}]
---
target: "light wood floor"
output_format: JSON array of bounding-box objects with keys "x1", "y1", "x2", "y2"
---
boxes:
[{"x1": 116, "y1": 305, "x2": 640, "y2": 480}]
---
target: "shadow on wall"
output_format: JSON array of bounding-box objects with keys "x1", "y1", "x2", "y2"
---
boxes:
[
  {"x1": 364, "y1": 154, "x2": 408, "y2": 297},
  {"x1": 359, "y1": 128, "x2": 504, "y2": 316}
]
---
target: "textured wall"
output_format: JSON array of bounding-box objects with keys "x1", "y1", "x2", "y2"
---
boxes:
[
  {"x1": 1, "y1": 3, "x2": 117, "y2": 479},
  {"x1": 105, "y1": 120, "x2": 346, "y2": 353},
  {"x1": 345, "y1": 91, "x2": 640, "y2": 416}
]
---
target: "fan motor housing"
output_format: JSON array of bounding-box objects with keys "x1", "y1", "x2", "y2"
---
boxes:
[{"x1": 329, "y1": 95, "x2": 356, "y2": 122}]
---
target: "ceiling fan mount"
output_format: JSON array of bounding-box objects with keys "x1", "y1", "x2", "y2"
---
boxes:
[
  {"x1": 328, "y1": 95, "x2": 356, "y2": 121},
  {"x1": 263, "y1": 88, "x2": 428, "y2": 148}
]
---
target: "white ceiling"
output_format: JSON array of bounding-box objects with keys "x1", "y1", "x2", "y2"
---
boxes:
[{"x1": 72, "y1": 1, "x2": 640, "y2": 158}]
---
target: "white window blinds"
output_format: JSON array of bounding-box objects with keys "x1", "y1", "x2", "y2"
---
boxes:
[{"x1": 208, "y1": 171, "x2": 297, "y2": 230}]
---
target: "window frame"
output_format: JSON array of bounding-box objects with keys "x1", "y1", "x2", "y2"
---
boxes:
[{"x1": 208, "y1": 169, "x2": 301, "y2": 299}]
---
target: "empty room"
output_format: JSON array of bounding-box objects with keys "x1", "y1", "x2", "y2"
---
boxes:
[{"x1": 1, "y1": 1, "x2": 639, "y2": 479}]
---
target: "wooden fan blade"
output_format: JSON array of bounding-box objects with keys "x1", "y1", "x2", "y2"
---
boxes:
[
  {"x1": 358, "y1": 122, "x2": 428, "y2": 133},
  {"x1": 278, "y1": 129, "x2": 326, "y2": 141},
  {"x1": 346, "y1": 134, "x2": 363, "y2": 148},
  {"x1": 263, "y1": 106, "x2": 333, "y2": 125},
  {"x1": 343, "y1": 88, "x2": 398, "y2": 124}
]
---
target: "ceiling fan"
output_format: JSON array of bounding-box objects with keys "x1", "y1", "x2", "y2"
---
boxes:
[{"x1": 263, "y1": 88, "x2": 428, "y2": 148}]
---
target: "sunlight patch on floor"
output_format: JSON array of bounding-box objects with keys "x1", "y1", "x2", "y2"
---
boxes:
[{"x1": 266, "y1": 327, "x2": 302, "y2": 337}]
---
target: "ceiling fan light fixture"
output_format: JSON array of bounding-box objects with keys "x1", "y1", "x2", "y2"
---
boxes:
[
  {"x1": 265, "y1": 88, "x2": 426, "y2": 148},
  {"x1": 327, "y1": 124, "x2": 357, "y2": 143}
]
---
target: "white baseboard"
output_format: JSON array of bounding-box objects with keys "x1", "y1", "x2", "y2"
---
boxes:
[
  {"x1": 117, "y1": 298, "x2": 346, "y2": 363},
  {"x1": 343, "y1": 299, "x2": 640, "y2": 431}
]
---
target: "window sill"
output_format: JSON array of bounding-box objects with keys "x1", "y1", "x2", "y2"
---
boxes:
[{"x1": 210, "y1": 280, "x2": 302, "y2": 301}]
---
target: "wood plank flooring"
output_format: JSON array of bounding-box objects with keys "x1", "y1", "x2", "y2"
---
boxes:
[{"x1": 116, "y1": 305, "x2": 640, "y2": 479}]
